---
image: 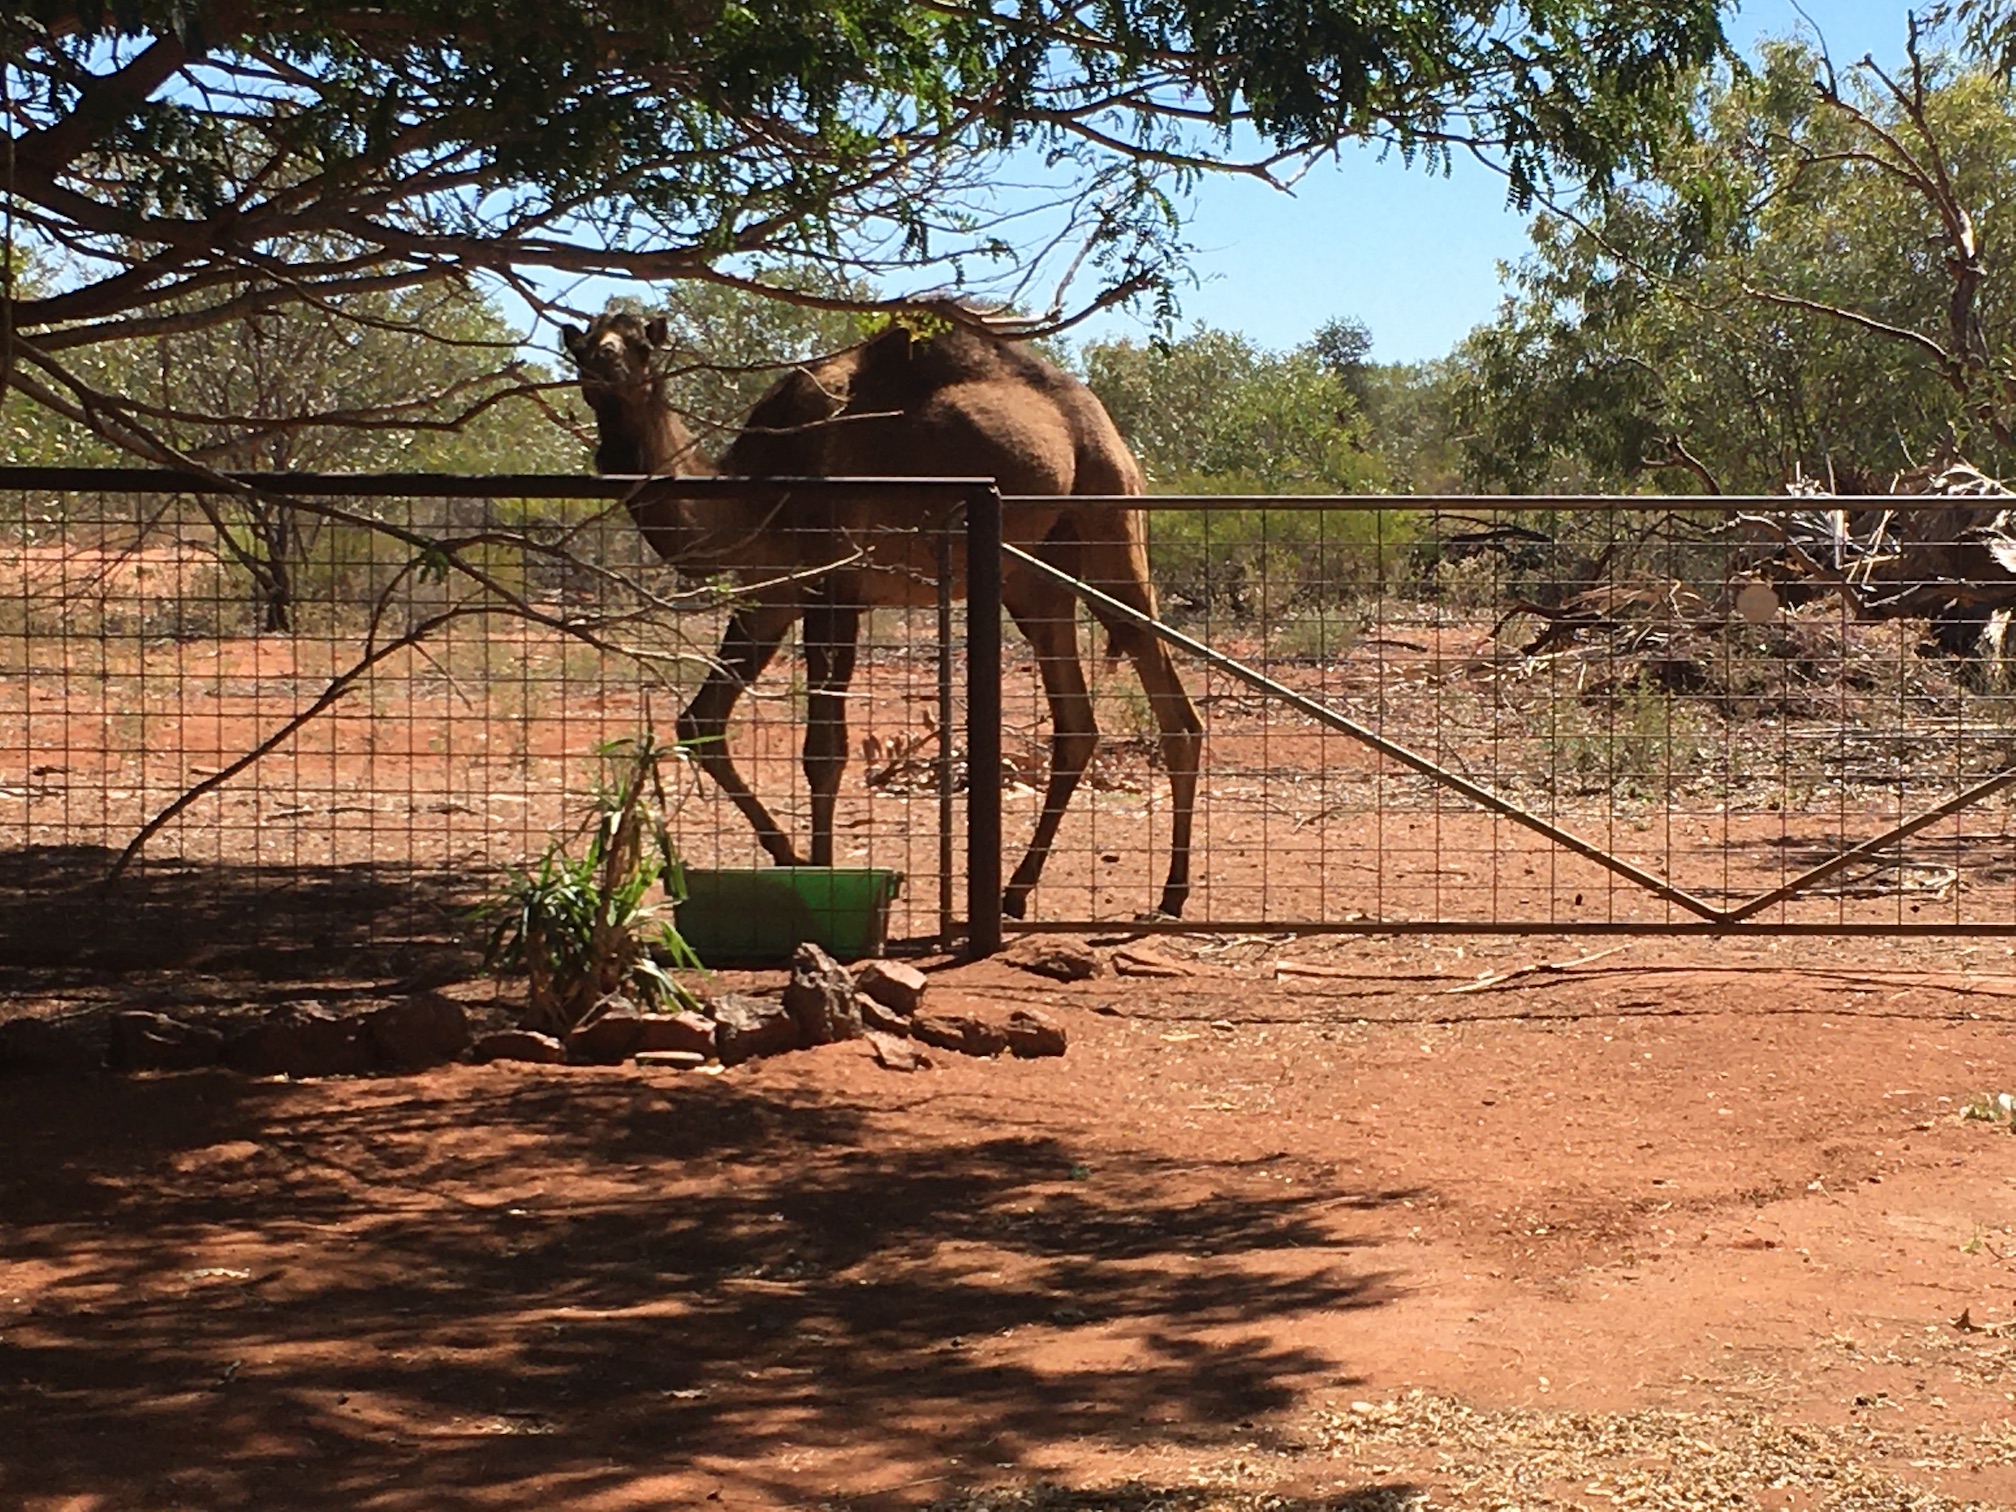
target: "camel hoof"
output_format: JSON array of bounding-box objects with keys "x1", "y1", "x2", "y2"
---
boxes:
[{"x1": 1001, "y1": 890, "x2": 1030, "y2": 920}]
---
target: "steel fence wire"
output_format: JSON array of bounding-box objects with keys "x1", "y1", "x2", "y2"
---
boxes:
[
  {"x1": 0, "y1": 473, "x2": 980, "y2": 980},
  {"x1": 4, "y1": 472, "x2": 2016, "y2": 992},
  {"x1": 994, "y1": 493, "x2": 2016, "y2": 937}
]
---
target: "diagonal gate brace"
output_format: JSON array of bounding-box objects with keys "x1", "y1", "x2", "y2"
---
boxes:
[
  {"x1": 1010, "y1": 545, "x2": 2016, "y2": 928},
  {"x1": 1004, "y1": 544, "x2": 1732, "y2": 924},
  {"x1": 1719, "y1": 763, "x2": 2016, "y2": 923}
]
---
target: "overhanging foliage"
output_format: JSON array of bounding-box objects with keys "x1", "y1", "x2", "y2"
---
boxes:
[{"x1": 3, "y1": 1, "x2": 1725, "y2": 460}]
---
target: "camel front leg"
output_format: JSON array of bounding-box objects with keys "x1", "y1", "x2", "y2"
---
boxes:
[
  {"x1": 800, "y1": 594, "x2": 861, "y2": 867},
  {"x1": 678, "y1": 599, "x2": 805, "y2": 866},
  {"x1": 1001, "y1": 578, "x2": 1099, "y2": 919}
]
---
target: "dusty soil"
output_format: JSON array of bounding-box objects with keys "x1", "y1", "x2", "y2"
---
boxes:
[{"x1": 7, "y1": 935, "x2": 2016, "y2": 1510}]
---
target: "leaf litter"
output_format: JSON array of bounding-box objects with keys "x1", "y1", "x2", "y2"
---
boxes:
[{"x1": 931, "y1": 1391, "x2": 2015, "y2": 1511}]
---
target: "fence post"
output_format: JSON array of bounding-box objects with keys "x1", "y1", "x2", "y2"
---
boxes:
[
  {"x1": 936, "y1": 509, "x2": 956, "y2": 951},
  {"x1": 964, "y1": 484, "x2": 1004, "y2": 958}
]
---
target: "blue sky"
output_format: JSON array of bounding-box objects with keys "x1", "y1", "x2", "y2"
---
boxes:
[{"x1": 1073, "y1": 0, "x2": 1936, "y2": 364}]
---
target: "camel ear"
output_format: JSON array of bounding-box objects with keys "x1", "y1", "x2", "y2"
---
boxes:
[
  {"x1": 560, "y1": 324, "x2": 589, "y2": 358},
  {"x1": 644, "y1": 316, "x2": 669, "y2": 348}
]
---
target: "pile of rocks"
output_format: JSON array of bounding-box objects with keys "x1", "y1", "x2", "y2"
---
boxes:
[
  {"x1": 0, "y1": 993, "x2": 472, "y2": 1079},
  {"x1": 0, "y1": 945, "x2": 1068, "y2": 1081},
  {"x1": 477, "y1": 943, "x2": 1067, "y2": 1074}
]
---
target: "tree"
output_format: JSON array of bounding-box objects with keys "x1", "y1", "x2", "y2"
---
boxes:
[
  {"x1": 76, "y1": 280, "x2": 571, "y2": 475},
  {"x1": 3, "y1": 1, "x2": 1726, "y2": 467},
  {"x1": 1083, "y1": 324, "x2": 1383, "y2": 494},
  {"x1": 1356, "y1": 358, "x2": 1469, "y2": 496},
  {"x1": 25, "y1": 274, "x2": 578, "y2": 628},
  {"x1": 1453, "y1": 24, "x2": 2016, "y2": 494},
  {"x1": 1310, "y1": 316, "x2": 1376, "y2": 403},
  {"x1": 1081, "y1": 322, "x2": 1399, "y2": 614}
]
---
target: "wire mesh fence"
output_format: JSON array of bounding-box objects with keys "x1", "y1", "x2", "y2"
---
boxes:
[
  {"x1": 1011, "y1": 492, "x2": 2016, "y2": 935},
  {"x1": 5, "y1": 472, "x2": 2016, "y2": 987},
  {"x1": 0, "y1": 472, "x2": 976, "y2": 979}
]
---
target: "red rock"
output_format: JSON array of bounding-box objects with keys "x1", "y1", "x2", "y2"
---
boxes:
[
  {"x1": 713, "y1": 995, "x2": 803, "y2": 1066},
  {"x1": 858, "y1": 996, "x2": 912, "y2": 1036},
  {"x1": 108, "y1": 1011, "x2": 223, "y2": 1072},
  {"x1": 471, "y1": 1029, "x2": 565, "y2": 1065},
  {"x1": 783, "y1": 943, "x2": 864, "y2": 1044},
  {"x1": 1003, "y1": 938, "x2": 1102, "y2": 981},
  {"x1": 635, "y1": 1011, "x2": 716, "y2": 1057},
  {"x1": 1003, "y1": 1008, "x2": 1068, "y2": 1058},
  {"x1": 854, "y1": 959, "x2": 928, "y2": 1014},
  {"x1": 567, "y1": 1012, "x2": 649, "y2": 1064},
  {"x1": 226, "y1": 1004, "x2": 372, "y2": 1079},
  {"x1": 363, "y1": 993, "x2": 469, "y2": 1070},
  {"x1": 864, "y1": 1030, "x2": 930, "y2": 1072},
  {"x1": 1111, "y1": 945, "x2": 1191, "y2": 978},
  {"x1": 634, "y1": 1049, "x2": 707, "y2": 1070},
  {"x1": 911, "y1": 1012, "x2": 1010, "y2": 1058}
]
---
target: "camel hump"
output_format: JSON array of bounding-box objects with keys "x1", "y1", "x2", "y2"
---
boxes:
[
  {"x1": 721, "y1": 316, "x2": 1140, "y2": 493},
  {"x1": 852, "y1": 321, "x2": 1098, "y2": 414},
  {"x1": 866, "y1": 320, "x2": 1046, "y2": 386},
  {"x1": 747, "y1": 365, "x2": 848, "y2": 430},
  {"x1": 720, "y1": 356, "x2": 857, "y2": 474},
  {"x1": 841, "y1": 320, "x2": 1143, "y2": 496}
]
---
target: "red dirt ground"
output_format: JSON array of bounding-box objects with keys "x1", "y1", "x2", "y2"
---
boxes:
[{"x1": 7, "y1": 934, "x2": 2016, "y2": 1510}]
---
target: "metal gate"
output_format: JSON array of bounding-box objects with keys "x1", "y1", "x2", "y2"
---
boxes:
[{"x1": 973, "y1": 492, "x2": 2016, "y2": 946}]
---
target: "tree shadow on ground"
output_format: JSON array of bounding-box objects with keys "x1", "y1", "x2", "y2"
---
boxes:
[
  {"x1": 0, "y1": 843, "x2": 481, "y2": 1002},
  {"x1": 0, "y1": 1065, "x2": 1422, "y2": 1510}
]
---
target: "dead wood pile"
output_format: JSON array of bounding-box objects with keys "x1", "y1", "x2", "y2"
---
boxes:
[
  {"x1": 1751, "y1": 461, "x2": 2016, "y2": 657},
  {"x1": 1488, "y1": 463, "x2": 2016, "y2": 709}
]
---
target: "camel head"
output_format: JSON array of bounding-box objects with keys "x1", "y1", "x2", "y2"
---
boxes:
[
  {"x1": 561, "y1": 311, "x2": 707, "y2": 482},
  {"x1": 561, "y1": 312, "x2": 666, "y2": 403},
  {"x1": 562, "y1": 309, "x2": 725, "y2": 565}
]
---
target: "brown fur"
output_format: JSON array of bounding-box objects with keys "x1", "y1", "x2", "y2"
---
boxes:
[{"x1": 565, "y1": 313, "x2": 1202, "y2": 920}]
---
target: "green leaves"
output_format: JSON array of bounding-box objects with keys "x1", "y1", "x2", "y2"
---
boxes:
[
  {"x1": 1086, "y1": 324, "x2": 1383, "y2": 494},
  {"x1": 1081, "y1": 320, "x2": 1418, "y2": 615},
  {"x1": 10, "y1": 1, "x2": 1728, "y2": 355},
  {"x1": 481, "y1": 733, "x2": 703, "y2": 1034},
  {"x1": 1452, "y1": 24, "x2": 2016, "y2": 494}
]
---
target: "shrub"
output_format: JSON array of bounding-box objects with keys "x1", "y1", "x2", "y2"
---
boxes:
[{"x1": 480, "y1": 733, "x2": 702, "y2": 1033}]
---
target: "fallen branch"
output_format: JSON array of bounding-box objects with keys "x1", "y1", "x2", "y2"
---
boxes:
[{"x1": 1445, "y1": 944, "x2": 1634, "y2": 994}]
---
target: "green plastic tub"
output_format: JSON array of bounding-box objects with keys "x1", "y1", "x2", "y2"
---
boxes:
[{"x1": 673, "y1": 867, "x2": 904, "y2": 966}]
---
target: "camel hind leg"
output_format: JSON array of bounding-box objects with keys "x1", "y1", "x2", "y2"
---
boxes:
[
  {"x1": 1084, "y1": 597, "x2": 1202, "y2": 918},
  {"x1": 677, "y1": 598, "x2": 806, "y2": 867},
  {"x1": 800, "y1": 594, "x2": 860, "y2": 867},
  {"x1": 1064, "y1": 520, "x2": 1201, "y2": 919},
  {"x1": 1000, "y1": 572, "x2": 1098, "y2": 919}
]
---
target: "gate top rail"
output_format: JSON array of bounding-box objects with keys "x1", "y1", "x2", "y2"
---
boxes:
[
  {"x1": 1011, "y1": 492, "x2": 2014, "y2": 512},
  {"x1": 0, "y1": 470, "x2": 1998, "y2": 514},
  {"x1": 0, "y1": 468, "x2": 995, "y2": 500}
]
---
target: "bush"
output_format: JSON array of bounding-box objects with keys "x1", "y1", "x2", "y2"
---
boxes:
[
  {"x1": 480, "y1": 733, "x2": 702, "y2": 1033},
  {"x1": 1145, "y1": 497, "x2": 1422, "y2": 621}
]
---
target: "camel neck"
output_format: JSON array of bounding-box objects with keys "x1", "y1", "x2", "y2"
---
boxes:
[{"x1": 589, "y1": 390, "x2": 701, "y2": 477}]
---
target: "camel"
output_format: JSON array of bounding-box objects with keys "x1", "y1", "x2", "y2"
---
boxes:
[{"x1": 561, "y1": 309, "x2": 1202, "y2": 919}]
